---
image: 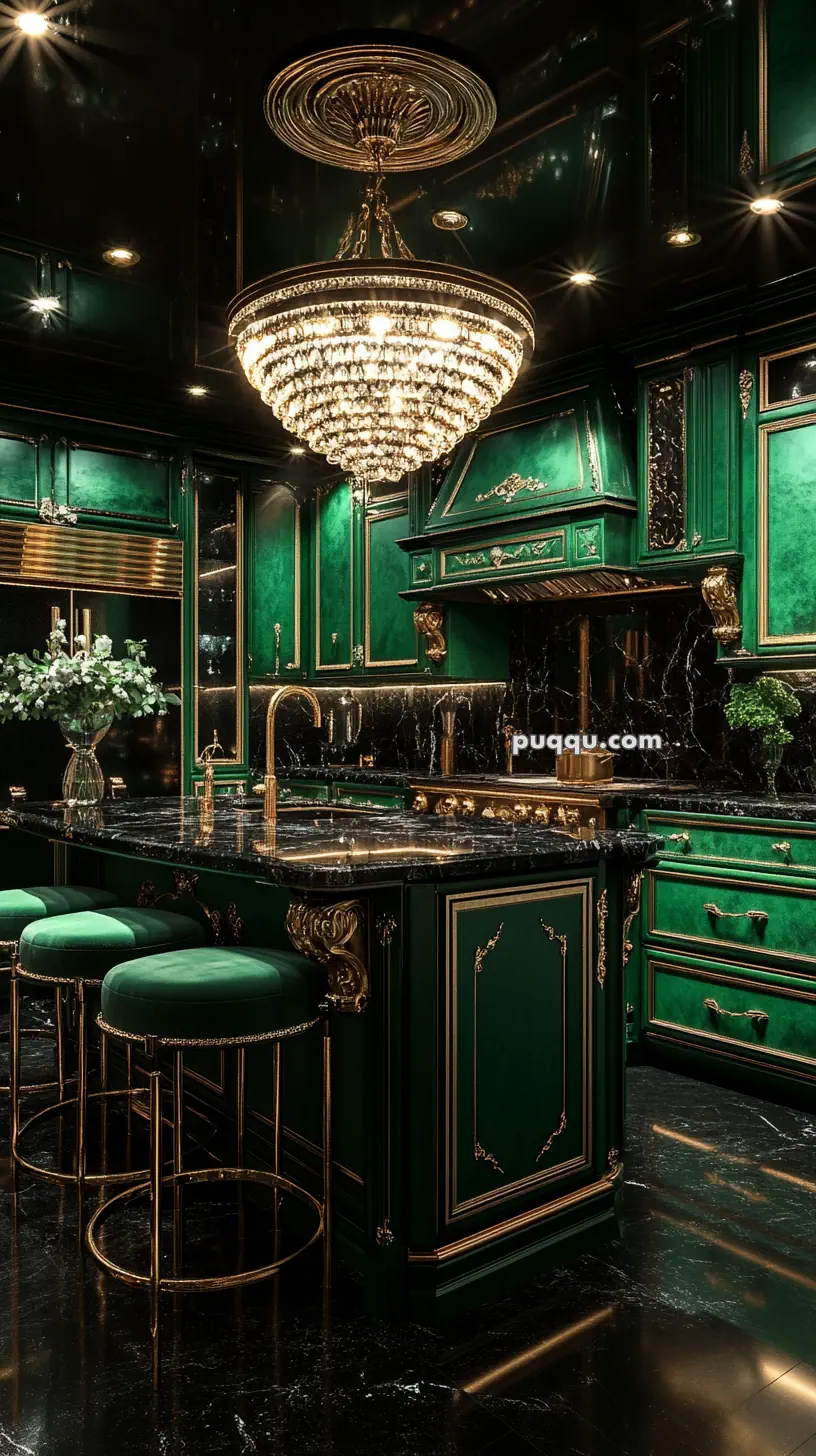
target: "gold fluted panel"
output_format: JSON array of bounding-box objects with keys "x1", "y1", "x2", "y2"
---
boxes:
[{"x1": 0, "y1": 522, "x2": 183, "y2": 596}]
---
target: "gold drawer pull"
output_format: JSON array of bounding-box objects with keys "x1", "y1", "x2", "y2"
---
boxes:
[
  {"x1": 668, "y1": 832, "x2": 690, "y2": 845},
  {"x1": 703, "y1": 997, "x2": 769, "y2": 1030},
  {"x1": 772, "y1": 841, "x2": 791, "y2": 856},
  {"x1": 703, "y1": 901, "x2": 768, "y2": 928}
]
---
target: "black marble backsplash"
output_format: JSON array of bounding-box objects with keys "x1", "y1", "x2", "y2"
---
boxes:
[{"x1": 254, "y1": 591, "x2": 816, "y2": 793}]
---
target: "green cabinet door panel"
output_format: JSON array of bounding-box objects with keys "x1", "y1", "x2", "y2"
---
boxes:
[
  {"x1": 759, "y1": 416, "x2": 816, "y2": 645},
  {"x1": 0, "y1": 431, "x2": 39, "y2": 506},
  {"x1": 646, "y1": 952, "x2": 816, "y2": 1072},
  {"x1": 647, "y1": 866, "x2": 816, "y2": 973},
  {"x1": 315, "y1": 482, "x2": 354, "y2": 671},
  {"x1": 430, "y1": 408, "x2": 589, "y2": 529},
  {"x1": 64, "y1": 442, "x2": 173, "y2": 524},
  {"x1": 690, "y1": 356, "x2": 734, "y2": 550},
  {"x1": 364, "y1": 507, "x2": 418, "y2": 668},
  {"x1": 445, "y1": 879, "x2": 593, "y2": 1223},
  {"x1": 762, "y1": 0, "x2": 816, "y2": 173},
  {"x1": 251, "y1": 483, "x2": 301, "y2": 676}
]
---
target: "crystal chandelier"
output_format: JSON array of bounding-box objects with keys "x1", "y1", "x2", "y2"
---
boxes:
[{"x1": 228, "y1": 42, "x2": 535, "y2": 484}]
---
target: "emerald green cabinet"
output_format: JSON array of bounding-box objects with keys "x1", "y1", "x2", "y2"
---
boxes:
[
  {"x1": 0, "y1": 428, "x2": 42, "y2": 509},
  {"x1": 743, "y1": 0, "x2": 816, "y2": 195},
  {"x1": 249, "y1": 481, "x2": 303, "y2": 679},
  {"x1": 314, "y1": 481, "x2": 418, "y2": 677},
  {"x1": 638, "y1": 351, "x2": 739, "y2": 566}
]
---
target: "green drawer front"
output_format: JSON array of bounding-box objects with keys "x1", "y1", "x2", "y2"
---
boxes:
[
  {"x1": 646, "y1": 951, "x2": 816, "y2": 1074},
  {"x1": 440, "y1": 528, "x2": 566, "y2": 582},
  {"x1": 647, "y1": 867, "x2": 816, "y2": 973},
  {"x1": 334, "y1": 784, "x2": 405, "y2": 810},
  {"x1": 646, "y1": 813, "x2": 816, "y2": 875},
  {"x1": 278, "y1": 780, "x2": 331, "y2": 803}
]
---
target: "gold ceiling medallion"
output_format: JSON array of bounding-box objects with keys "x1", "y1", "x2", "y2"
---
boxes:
[
  {"x1": 414, "y1": 602, "x2": 447, "y2": 661},
  {"x1": 701, "y1": 564, "x2": 742, "y2": 646},
  {"x1": 263, "y1": 43, "x2": 496, "y2": 173},
  {"x1": 230, "y1": 40, "x2": 534, "y2": 485}
]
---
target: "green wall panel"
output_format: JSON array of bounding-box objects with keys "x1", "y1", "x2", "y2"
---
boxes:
[
  {"x1": 251, "y1": 483, "x2": 301, "y2": 676},
  {"x1": 364, "y1": 507, "x2": 418, "y2": 668},
  {"x1": 431, "y1": 409, "x2": 588, "y2": 529},
  {"x1": 0, "y1": 431, "x2": 39, "y2": 505},
  {"x1": 763, "y1": 418, "x2": 816, "y2": 642},
  {"x1": 65, "y1": 442, "x2": 172, "y2": 523},
  {"x1": 0, "y1": 244, "x2": 39, "y2": 324},
  {"x1": 763, "y1": 0, "x2": 816, "y2": 171},
  {"x1": 315, "y1": 481, "x2": 354, "y2": 671}
]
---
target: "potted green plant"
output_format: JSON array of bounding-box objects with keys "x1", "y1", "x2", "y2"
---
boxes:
[
  {"x1": 724, "y1": 675, "x2": 800, "y2": 799},
  {"x1": 0, "y1": 621, "x2": 179, "y2": 805}
]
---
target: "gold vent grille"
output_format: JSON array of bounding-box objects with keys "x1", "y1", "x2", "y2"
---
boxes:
[{"x1": 0, "y1": 522, "x2": 183, "y2": 596}]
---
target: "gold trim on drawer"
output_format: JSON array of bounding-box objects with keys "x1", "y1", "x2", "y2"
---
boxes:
[
  {"x1": 646, "y1": 955, "x2": 816, "y2": 1071},
  {"x1": 647, "y1": 867, "x2": 816, "y2": 970},
  {"x1": 646, "y1": 814, "x2": 816, "y2": 871},
  {"x1": 441, "y1": 528, "x2": 566, "y2": 581},
  {"x1": 0, "y1": 520, "x2": 182, "y2": 595}
]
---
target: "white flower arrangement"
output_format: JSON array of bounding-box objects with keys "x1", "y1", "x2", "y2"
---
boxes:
[{"x1": 0, "y1": 621, "x2": 180, "y2": 730}]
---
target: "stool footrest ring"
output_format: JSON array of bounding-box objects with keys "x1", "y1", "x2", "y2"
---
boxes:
[
  {"x1": 13, "y1": 1089, "x2": 155, "y2": 1187},
  {"x1": 85, "y1": 1167, "x2": 324, "y2": 1292}
]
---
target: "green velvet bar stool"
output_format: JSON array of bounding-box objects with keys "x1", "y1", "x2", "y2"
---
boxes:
[
  {"x1": 0, "y1": 885, "x2": 119, "y2": 1102},
  {"x1": 11, "y1": 907, "x2": 207, "y2": 1201},
  {"x1": 86, "y1": 944, "x2": 330, "y2": 1387}
]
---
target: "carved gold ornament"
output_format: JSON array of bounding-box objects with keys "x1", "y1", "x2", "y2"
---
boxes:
[
  {"x1": 701, "y1": 565, "x2": 742, "y2": 645},
  {"x1": 622, "y1": 871, "x2": 643, "y2": 969},
  {"x1": 536, "y1": 922, "x2": 569, "y2": 1160},
  {"x1": 285, "y1": 898, "x2": 368, "y2": 1012},
  {"x1": 474, "y1": 473, "x2": 550, "y2": 505},
  {"x1": 413, "y1": 602, "x2": 447, "y2": 662},
  {"x1": 137, "y1": 871, "x2": 244, "y2": 946},
  {"x1": 595, "y1": 888, "x2": 609, "y2": 988},
  {"x1": 739, "y1": 369, "x2": 754, "y2": 420},
  {"x1": 739, "y1": 130, "x2": 754, "y2": 177}
]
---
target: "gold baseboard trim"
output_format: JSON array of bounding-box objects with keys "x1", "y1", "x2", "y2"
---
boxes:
[
  {"x1": 408, "y1": 1166, "x2": 619, "y2": 1263},
  {"x1": 0, "y1": 521, "x2": 183, "y2": 596}
]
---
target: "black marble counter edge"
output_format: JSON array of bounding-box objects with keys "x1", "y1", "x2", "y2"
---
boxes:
[
  {"x1": 8, "y1": 801, "x2": 656, "y2": 890},
  {"x1": 277, "y1": 767, "x2": 816, "y2": 822}
]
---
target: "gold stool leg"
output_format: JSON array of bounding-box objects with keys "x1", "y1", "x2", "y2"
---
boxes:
[
  {"x1": 55, "y1": 986, "x2": 65, "y2": 1104},
  {"x1": 75, "y1": 982, "x2": 88, "y2": 1239},
  {"x1": 149, "y1": 1051, "x2": 162, "y2": 1391},
  {"x1": 125, "y1": 1042, "x2": 133, "y2": 1148},
  {"x1": 9, "y1": 953, "x2": 20, "y2": 1194},
  {"x1": 272, "y1": 1042, "x2": 282, "y2": 1225},
  {"x1": 322, "y1": 1008, "x2": 332, "y2": 1289},
  {"x1": 236, "y1": 1047, "x2": 246, "y2": 1169},
  {"x1": 172, "y1": 1050, "x2": 184, "y2": 1275}
]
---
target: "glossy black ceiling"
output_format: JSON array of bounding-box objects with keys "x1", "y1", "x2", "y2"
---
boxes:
[{"x1": 0, "y1": 0, "x2": 814, "y2": 458}]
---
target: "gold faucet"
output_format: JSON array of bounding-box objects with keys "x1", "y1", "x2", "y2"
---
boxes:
[{"x1": 264, "y1": 685, "x2": 322, "y2": 826}]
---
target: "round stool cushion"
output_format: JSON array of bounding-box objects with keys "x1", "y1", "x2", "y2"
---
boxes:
[
  {"x1": 0, "y1": 885, "x2": 119, "y2": 945},
  {"x1": 101, "y1": 946, "x2": 327, "y2": 1041},
  {"x1": 19, "y1": 908, "x2": 206, "y2": 983}
]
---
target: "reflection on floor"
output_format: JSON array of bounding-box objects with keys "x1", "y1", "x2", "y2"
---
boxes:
[{"x1": 1, "y1": 1020, "x2": 816, "y2": 1456}]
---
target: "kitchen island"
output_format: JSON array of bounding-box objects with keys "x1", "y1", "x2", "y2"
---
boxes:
[{"x1": 9, "y1": 798, "x2": 655, "y2": 1320}]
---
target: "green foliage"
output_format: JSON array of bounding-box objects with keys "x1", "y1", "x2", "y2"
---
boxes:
[
  {"x1": 0, "y1": 621, "x2": 180, "y2": 730},
  {"x1": 724, "y1": 675, "x2": 800, "y2": 754}
]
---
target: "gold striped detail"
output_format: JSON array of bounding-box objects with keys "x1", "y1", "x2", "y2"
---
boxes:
[{"x1": 0, "y1": 521, "x2": 183, "y2": 596}]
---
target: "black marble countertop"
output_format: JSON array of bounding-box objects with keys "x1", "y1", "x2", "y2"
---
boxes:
[
  {"x1": 8, "y1": 799, "x2": 657, "y2": 890},
  {"x1": 277, "y1": 767, "x2": 816, "y2": 820}
]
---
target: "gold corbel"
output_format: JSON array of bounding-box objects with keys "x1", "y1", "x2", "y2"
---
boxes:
[
  {"x1": 701, "y1": 564, "x2": 742, "y2": 645},
  {"x1": 137, "y1": 869, "x2": 244, "y2": 945},
  {"x1": 285, "y1": 898, "x2": 368, "y2": 1012},
  {"x1": 413, "y1": 602, "x2": 447, "y2": 662}
]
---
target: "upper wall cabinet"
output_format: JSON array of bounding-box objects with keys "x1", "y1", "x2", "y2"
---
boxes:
[
  {"x1": 637, "y1": 350, "x2": 739, "y2": 567},
  {"x1": 248, "y1": 479, "x2": 304, "y2": 681},
  {"x1": 744, "y1": 0, "x2": 816, "y2": 195},
  {"x1": 425, "y1": 387, "x2": 634, "y2": 536}
]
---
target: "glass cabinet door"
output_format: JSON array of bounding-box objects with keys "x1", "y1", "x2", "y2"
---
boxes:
[{"x1": 194, "y1": 470, "x2": 243, "y2": 762}]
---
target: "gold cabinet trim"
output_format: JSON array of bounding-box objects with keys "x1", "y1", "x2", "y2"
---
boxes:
[
  {"x1": 364, "y1": 507, "x2": 419, "y2": 668},
  {"x1": 0, "y1": 520, "x2": 182, "y2": 594},
  {"x1": 758, "y1": 413, "x2": 816, "y2": 645},
  {"x1": 446, "y1": 879, "x2": 592, "y2": 1224},
  {"x1": 646, "y1": 867, "x2": 816, "y2": 970},
  {"x1": 440, "y1": 527, "x2": 567, "y2": 582},
  {"x1": 315, "y1": 482, "x2": 354, "y2": 671},
  {"x1": 759, "y1": 341, "x2": 816, "y2": 413},
  {"x1": 645, "y1": 954, "x2": 816, "y2": 1070},
  {"x1": 645, "y1": 813, "x2": 816, "y2": 871}
]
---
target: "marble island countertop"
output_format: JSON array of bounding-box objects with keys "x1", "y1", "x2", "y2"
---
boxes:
[
  {"x1": 8, "y1": 798, "x2": 657, "y2": 890},
  {"x1": 276, "y1": 767, "x2": 816, "y2": 820}
]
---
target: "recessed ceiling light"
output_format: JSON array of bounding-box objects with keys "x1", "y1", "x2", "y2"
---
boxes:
[
  {"x1": 290, "y1": 446, "x2": 306, "y2": 455},
  {"x1": 665, "y1": 228, "x2": 701, "y2": 247},
  {"x1": 569, "y1": 270, "x2": 597, "y2": 286},
  {"x1": 750, "y1": 195, "x2": 784, "y2": 215},
  {"x1": 29, "y1": 295, "x2": 60, "y2": 314},
  {"x1": 432, "y1": 209, "x2": 469, "y2": 231},
  {"x1": 102, "y1": 247, "x2": 140, "y2": 268},
  {"x1": 187, "y1": 384, "x2": 208, "y2": 397},
  {"x1": 15, "y1": 10, "x2": 49, "y2": 36}
]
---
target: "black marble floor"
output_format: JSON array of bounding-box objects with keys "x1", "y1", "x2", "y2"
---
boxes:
[{"x1": 2, "y1": 1024, "x2": 816, "y2": 1456}]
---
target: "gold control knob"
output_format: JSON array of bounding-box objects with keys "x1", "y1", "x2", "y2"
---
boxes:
[
  {"x1": 461, "y1": 797, "x2": 476, "y2": 817},
  {"x1": 435, "y1": 794, "x2": 460, "y2": 817},
  {"x1": 531, "y1": 804, "x2": 551, "y2": 825},
  {"x1": 412, "y1": 792, "x2": 429, "y2": 813}
]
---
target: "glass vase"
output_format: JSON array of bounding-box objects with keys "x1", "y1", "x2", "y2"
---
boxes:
[
  {"x1": 762, "y1": 742, "x2": 784, "y2": 801},
  {"x1": 60, "y1": 713, "x2": 112, "y2": 805}
]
